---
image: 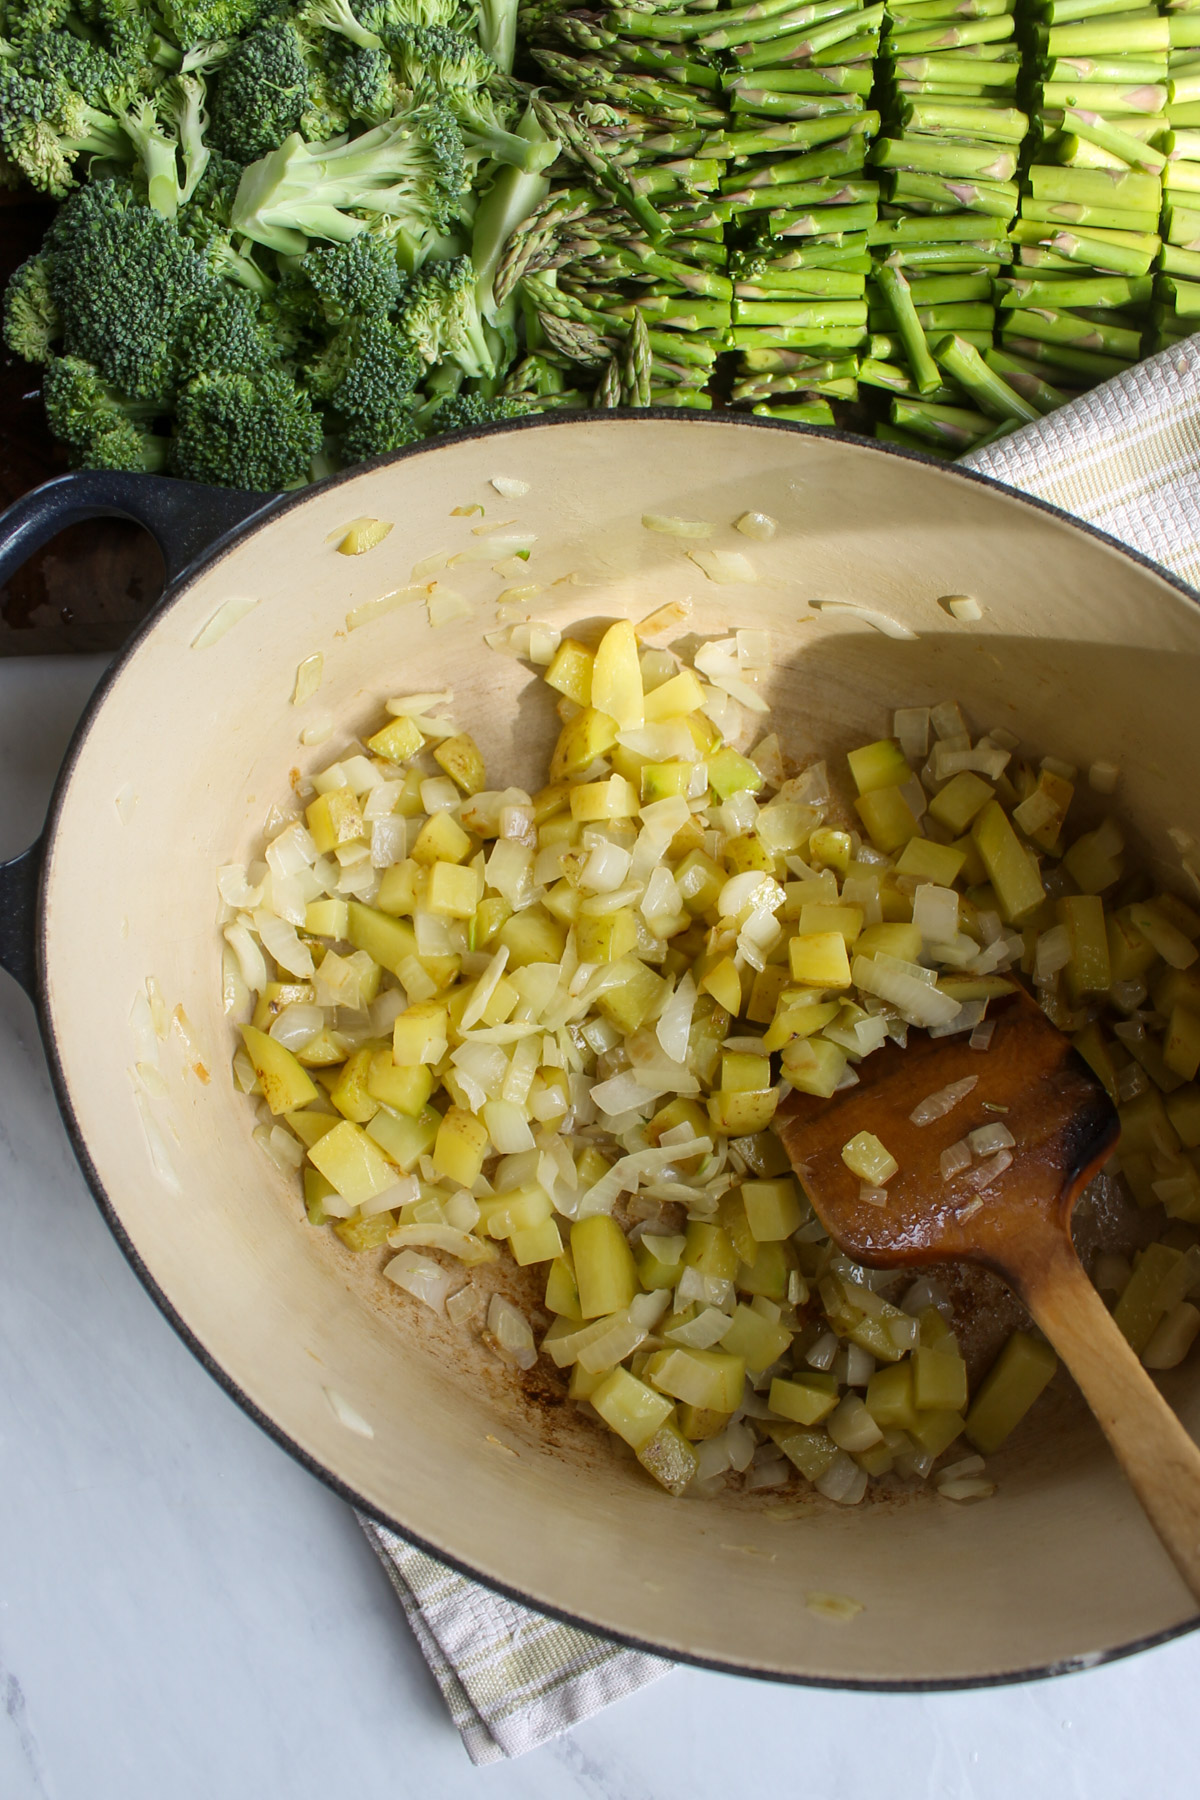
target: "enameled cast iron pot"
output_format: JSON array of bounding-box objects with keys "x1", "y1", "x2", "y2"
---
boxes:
[{"x1": 2, "y1": 413, "x2": 1199, "y2": 1687}]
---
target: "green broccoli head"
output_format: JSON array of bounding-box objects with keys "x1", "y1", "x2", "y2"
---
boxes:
[
  {"x1": 397, "y1": 252, "x2": 492, "y2": 378},
  {"x1": 387, "y1": 24, "x2": 495, "y2": 95},
  {"x1": 177, "y1": 284, "x2": 274, "y2": 379},
  {"x1": 300, "y1": 0, "x2": 383, "y2": 53},
  {"x1": 326, "y1": 42, "x2": 398, "y2": 127},
  {"x1": 3, "y1": 254, "x2": 61, "y2": 364},
  {"x1": 0, "y1": 45, "x2": 133, "y2": 197},
  {"x1": 42, "y1": 353, "x2": 168, "y2": 471},
  {"x1": 430, "y1": 389, "x2": 526, "y2": 433},
  {"x1": 47, "y1": 177, "x2": 217, "y2": 403},
  {"x1": 3, "y1": 0, "x2": 74, "y2": 42},
  {"x1": 157, "y1": 0, "x2": 275, "y2": 52},
  {"x1": 360, "y1": 0, "x2": 472, "y2": 29},
  {"x1": 173, "y1": 367, "x2": 324, "y2": 488},
  {"x1": 301, "y1": 233, "x2": 407, "y2": 321},
  {"x1": 307, "y1": 311, "x2": 421, "y2": 459},
  {"x1": 209, "y1": 23, "x2": 310, "y2": 163}
]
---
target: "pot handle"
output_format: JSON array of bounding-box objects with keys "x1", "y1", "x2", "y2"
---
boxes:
[
  {"x1": 0, "y1": 841, "x2": 41, "y2": 999},
  {"x1": 0, "y1": 469, "x2": 279, "y2": 588},
  {"x1": 0, "y1": 472, "x2": 281, "y2": 998}
]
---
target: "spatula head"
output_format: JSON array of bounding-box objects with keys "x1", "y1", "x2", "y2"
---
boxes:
[{"x1": 774, "y1": 986, "x2": 1119, "y2": 1276}]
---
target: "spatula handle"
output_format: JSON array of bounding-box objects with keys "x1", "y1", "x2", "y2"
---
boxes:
[{"x1": 1019, "y1": 1239, "x2": 1200, "y2": 1608}]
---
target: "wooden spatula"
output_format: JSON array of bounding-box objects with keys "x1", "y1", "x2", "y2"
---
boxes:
[{"x1": 774, "y1": 984, "x2": 1200, "y2": 1604}]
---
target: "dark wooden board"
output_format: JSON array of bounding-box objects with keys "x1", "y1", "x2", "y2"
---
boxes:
[{"x1": 0, "y1": 193, "x2": 165, "y2": 658}]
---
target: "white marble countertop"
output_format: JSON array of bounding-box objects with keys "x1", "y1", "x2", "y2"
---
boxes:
[{"x1": 3, "y1": 653, "x2": 1199, "y2": 1800}]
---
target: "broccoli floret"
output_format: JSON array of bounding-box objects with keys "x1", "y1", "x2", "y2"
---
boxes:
[
  {"x1": 86, "y1": 0, "x2": 186, "y2": 79},
  {"x1": 46, "y1": 177, "x2": 216, "y2": 402},
  {"x1": 209, "y1": 23, "x2": 309, "y2": 163},
  {"x1": 2, "y1": 253, "x2": 61, "y2": 363},
  {"x1": 231, "y1": 104, "x2": 467, "y2": 256},
  {"x1": 173, "y1": 367, "x2": 323, "y2": 488},
  {"x1": 117, "y1": 73, "x2": 213, "y2": 216},
  {"x1": 326, "y1": 41, "x2": 398, "y2": 127},
  {"x1": 42, "y1": 353, "x2": 169, "y2": 471},
  {"x1": 451, "y1": 87, "x2": 551, "y2": 174},
  {"x1": 302, "y1": 233, "x2": 407, "y2": 319},
  {"x1": 397, "y1": 251, "x2": 491, "y2": 377},
  {"x1": 429, "y1": 388, "x2": 524, "y2": 433},
  {"x1": 359, "y1": 0, "x2": 471, "y2": 28},
  {"x1": 300, "y1": 0, "x2": 383, "y2": 52},
  {"x1": 4, "y1": 1, "x2": 74, "y2": 43},
  {"x1": 0, "y1": 49, "x2": 132, "y2": 197},
  {"x1": 387, "y1": 24, "x2": 494, "y2": 94},
  {"x1": 158, "y1": 0, "x2": 274, "y2": 52},
  {"x1": 307, "y1": 312, "x2": 421, "y2": 458},
  {"x1": 299, "y1": 62, "x2": 352, "y2": 141},
  {"x1": 177, "y1": 283, "x2": 273, "y2": 378}
]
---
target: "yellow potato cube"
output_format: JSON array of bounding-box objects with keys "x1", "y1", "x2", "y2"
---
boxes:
[
  {"x1": 798, "y1": 903, "x2": 863, "y2": 943},
  {"x1": 364, "y1": 1101, "x2": 439, "y2": 1171},
  {"x1": 591, "y1": 1367, "x2": 673, "y2": 1449},
  {"x1": 510, "y1": 1217, "x2": 565, "y2": 1266},
  {"x1": 393, "y1": 1000, "x2": 448, "y2": 1066},
  {"x1": 432, "y1": 1106, "x2": 489, "y2": 1186},
  {"x1": 854, "y1": 785, "x2": 920, "y2": 855},
  {"x1": 856, "y1": 921, "x2": 922, "y2": 962},
  {"x1": 550, "y1": 707, "x2": 620, "y2": 781},
  {"x1": 707, "y1": 747, "x2": 764, "y2": 802},
  {"x1": 366, "y1": 1051, "x2": 433, "y2": 1116},
  {"x1": 304, "y1": 898, "x2": 349, "y2": 939},
  {"x1": 841, "y1": 1130, "x2": 898, "y2": 1185},
  {"x1": 570, "y1": 774, "x2": 639, "y2": 821},
  {"x1": 346, "y1": 902, "x2": 417, "y2": 979},
  {"x1": 895, "y1": 837, "x2": 967, "y2": 887},
  {"x1": 742, "y1": 1177, "x2": 804, "y2": 1241},
  {"x1": 865, "y1": 1361, "x2": 918, "y2": 1431},
  {"x1": 427, "y1": 860, "x2": 483, "y2": 918},
  {"x1": 973, "y1": 801, "x2": 1045, "y2": 923},
  {"x1": 809, "y1": 827, "x2": 852, "y2": 875},
  {"x1": 366, "y1": 715, "x2": 423, "y2": 763},
  {"x1": 572, "y1": 1213, "x2": 638, "y2": 1318},
  {"x1": 719, "y1": 1304, "x2": 792, "y2": 1374},
  {"x1": 637, "y1": 1419, "x2": 700, "y2": 1494},
  {"x1": 674, "y1": 849, "x2": 725, "y2": 916},
  {"x1": 928, "y1": 771, "x2": 993, "y2": 834},
  {"x1": 498, "y1": 903, "x2": 567, "y2": 967},
  {"x1": 305, "y1": 788, "x2": 364, "y2": 854},
  {"x1": 964, "y1": 1331, "x2": 1056, "y2": 1453},
  {"x1": 239, "y1": 1024, "x2": 319, "y2": 1115},
  {"x1": 698, "y1": 954, "x2": 743, "y2": 1016},
  {"x1": 643, "y1": 667, "x2": 705, "y2": 721},
  {"x1": 433, "y1": 732, "x2": 486, "y2": 796},
  {"x1": 847, "y1": 738, "x2": 910, "y2": 794},
  {"x1": 330, "y1": 1048, "x2": 379, "y2": 1124},
  {"x1": 647, "y1": 1347, "x2": 745, "y2": 1413},
  {"x1": 912, "y1": 1344, "x2": 968, "y2": 1413},
  {"x1": 590, "y1": 618, "x2": 644, "y2": 730},
  {"x1": 576, "y1": 909, "x2": 638, "y2": 964},
  {"x1": 544, "y1": 638, "x2": 594, "y2": 706},
  {"x1": 412, "y1": 810, "x2": 472, "y2": 866},
  {"x1": 769, "y1": 1374, "x2": 838, "y2": 1426},
  {"x1": 308, "y1": 1118, "x2": 398, "y2": 1206},
  {"x1": 708, "y1": 1088, "x2": 778, "y2": 1133},
  {"x1": 376, "y1": 859, "x2": 423, "y2": 916},
  {"x1": 789, "y1": 930, "x2": 852, "y2": 987},
  {"x1": 781, "y1": 1035, "x2": 846, "y2": 1097}
]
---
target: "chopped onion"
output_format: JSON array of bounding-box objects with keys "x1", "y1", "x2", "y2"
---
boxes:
[
  {"x1": 642, "y1": 514, "x2": 713, "y2": 537},
  {"x1": 428, "y1": 585, "x2": 472, "y2": 627},
  {"x1": 811, "y1": 600, "x2": 915, "y2": 641},
  {"x1": 969, "y1": 1122, "x2": 1015, "y2": 1157},
  {"x1": 485, "y1": 1295, "x2": 537, "y2": 1370},
  {"x1": 293, "y1": 652, "x2": 323, "y2": 705},
  {"x1": 969, "y1": 1148, "x2": 1013, "y2": 1189},
  {"x1": 491, "y1": 475, "x2": 529, "y2": 498},
  {"x1": 942, "y1": 594, "x2": 983, "y2": 622},
  {"x1": 192, "y1": 595, "x2": 257, "y2": 649},
  {"x1": 385, "y1": 1250, "x2": 456, "y2": 1316},
  {"x1": 734, "y1": 511, "x2": 776, "y2": 541},
  {"x1": 940, "y1": 1140, "x2": 972, "y2": 1181},
  {"x1": 689, "y1": 549, "x2": 757, "y2": 586},
  {"x1": 969, "y1": 1020, "x2": 996, "y2": 1051},
  {"x1": 910, "y1": 1075, "x2": 978, "y2": 1126},
  {"x1": 346, "y1": 587, "x2": 421, "y2": 632}
]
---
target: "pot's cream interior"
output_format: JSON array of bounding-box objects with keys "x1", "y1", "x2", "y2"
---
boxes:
[{"x1": 41, "y1": 418, "x2": 1200, "y2": 1680}]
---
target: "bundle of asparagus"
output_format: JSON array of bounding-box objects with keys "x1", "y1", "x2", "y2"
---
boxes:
[
  {"x1": 502, "y1": 2, "x2": 733, "y2": 407},
  {"x1": 1155, "y1": 0, "x2": 1200, "y2": 345},
  {"x1": 714, "y1": 0, "x2": 886, "y2": 424},
  {"x1": 1003, "y1": 0, "x2": 1167, "y2": 401},
  {"x1": 863, "y1": 0, "x2": 1038, "y2": 454}
]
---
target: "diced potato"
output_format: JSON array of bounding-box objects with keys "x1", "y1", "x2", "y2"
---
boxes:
[
  {"x1": 499, "y1": 904, "x2": 567, "y2": 968},
  {"x1": 676, "y1": 1404, "x2": 732, "y2": 1442},
  {"x1": 770, "y1": 1374, "x2": 838, "y2": 1426},
  {"x1": 477, "y1": 1184, "x2": 553, "y2": 1239},
  {"x1": 723, "y1": 834, "x2": 775, "y2": 875},
  {"x1": 330, "y1": 1048, "x2": 379, "y2": 1124},
  {"x1": 1058, "y1": 894, "x2": 1111, "y2": 997},
  {"x1": 1064, "y1": 822, "x2": 1123, "y2": 894},
  {"x1": 1165, "y1": 1005, "x2": 1200, "y2": 1082},
  {"x1": 747, "y1": 965, "x2": 790, "y2": 1025},
  {"x1": 736, "y1": 1240, "x2": 794, "y2": 1302},
  {"x1": 647, "y1": 1347, "x2": 745, "y2": 1413},
  {"x1": 895, "y1": 836, "x2": 967, "y2": 887},
  {"x1": 306, "y1": 788, "x2": 365, "y2": 854},
  {"x1": 1072, "y1": 1022, "x2": 1119, "y2": 1104},
  {"x1": 675, "y1": 849, "x2": 725, "y2": 917},
  {"x1": 591, "y1": 619, "x2": 644, "y2": 730},
  {"x1": 1166, "y1": 1084, "x2": 1200, "y2": 1148},
  {"x1": 366, "y1": 1101, "x2": 438, "y2": 1173},
  {"x1": 334, "y1": 1212, "x2": 396, "y2": 1252},
  {"x1": 303, "y1": 1166, "x2": 337, "y2": 1225},
  {"x1": 591, "y1": 1366, "x2": 673, "y2": 1448},
  {"x1": 907, "y1": 1408, "x2": 965, "y2": 1457},
  {"x1": 708, "y1": 1088, "x2": 777, "y2": 1133},
  {"x1": 251, "y1": 981, "x2": 315, "y2": 1031},
  {"x1": 433, "y1": 1106, "x2": 489, "y2": 1186},
  {"x1": 367, "y1": 715, "x2": 423, "y2": 763},
  {"x1": 781, "y1": 1035, "x2": 846, "y2": 1097},
  {"x1": 1112, "y1": 1242, "x2": 1184, "y2": 1353},
  {"x1": 644, "y1": 668, "x2": 705, "y2": 721},
  {"x1": 763, "y1": 995, "x2": 840, "y2": 1051},
  {"x1": 577, "y1": 909, "x2": 639, "y2": 964},
  {"x1": 809, "y1": 828, "x2": 852, "y2": 875},
  {"x1": 287, "y1": 1109, "x2": 339, "y2": 1149},
  {"x1": 770, "y1": 1424, "x2": 838, "y2": 1481},
  {"x1": 596, "y1": 959, "x2": 667, "y2": 1034},
  {"x1": 912, "y1": 1344, "x2": 968, "y2": 1413},
  {"x1": 854, "y1": 785, "x2": 920, "y2": 855},
  {"x1": 393, "y1": 1000, "x2": 448, "y2": 1066},
  {"x1": 855, "y1": 921, "x2": 922, "y2": 963},
  {"x1": 572, "y1": 1214, "x2": 638, "y2": 1318},
  {"x1": 683, "y1": 1220, "x2": 739, "y2": 1282},
  {"x1": 848, "y1": 739, "x2": 910, "y2": 795},
  {"x1": 865, "y1": 1361, "x2": 918, "y2": 1431},
  {"x1": 304, "y1": 898, "x2": 349, "y2": 939},
  {"x1": 550, "y1": 707, "x2": 620, "y2": 780},
  {"x1": 544, "y1": 638, "x2": 594, "y2": 706},
  {"x1": 789, "y1": 931, "x2": 852, "y2": 987},
  {"x1": 366, "y1": 1051, "x2": 433, "y2": 1116},
  {"x1": 640, "y1": 761, "x2": 692, "y2": 802},
  {"x1": 741, "y1": 1177, "x2": 803, "y2": 1242},
  {"x1": 637, "y1": 1419, "x2": 700, "y2": 1494},
  {"x1": 433, "y1": 732, "x2": 486, "y2": 796},
  {"x1": 717, "y1": 1191, "x2": 757, "y2": 1264},
  {"x1": 412, "y1": 810, "x2": 472, "y2": 867},
  {"x1": 308, "y1": 1118, "x2": 398, "y2": 1207},
  {"x1": 964, "y1": 1331, "x2": 1057, "y2": 1453},
  {"x1": 636, "y1": 1233, "x2": 685, "y2": 1292},
  {"x1": 376, "y1": 860, "x2": 422, "y2": 917},
  {"x1": 698, "y1": 955, "x2": 743, "y2": 1016},
  {"x1": 972, "y1": 801, "x2": 1045, "y2": 923},
  {"x1": 427, "y1": 860, "x2": 483, "y2": 918},
  {"x1": 240, "y1": 1024, "x2": 319, "y2": 1115},
  {"x1": 708, "y1": 747, "x2": 764, "y2": 801},
  {"x1": 929, "y1": 772, "x2": 993, "y2": 834},
  {"x1": 346, "y1": 902, "x2": 418, "y2": 978},
  {"x1": 837, "y1": 1130, "x2": 899, "y2": 1192},
  {"x1": 546, "y1": 1252, "x2": 583, "y2": 1321},
  {"x1": 510, "y1": 1218, "x2": 564, "y2": 1266},
  {"x1": 719, "y1": 1303, "x2": 791, "y2": 1373},
  {"x1": 570, "y1": 774, "x2": 639, "y2": 821}
]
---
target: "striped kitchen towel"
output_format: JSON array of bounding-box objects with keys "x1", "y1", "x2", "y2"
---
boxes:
[{"x1": 359, "y1": 335, "x2": 1200, "y2": 1763}]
